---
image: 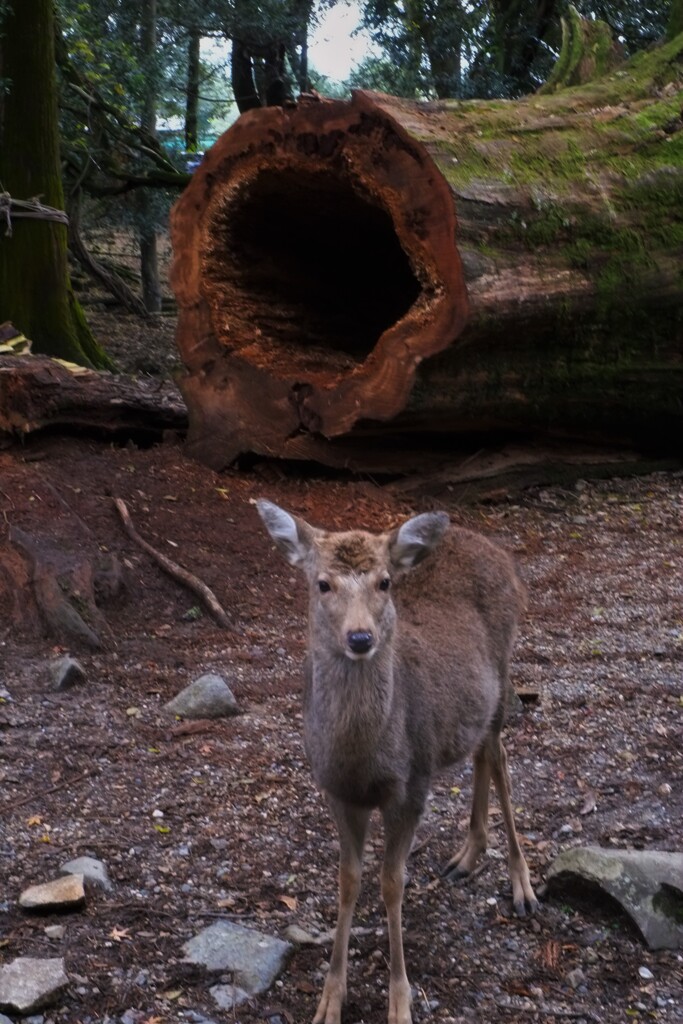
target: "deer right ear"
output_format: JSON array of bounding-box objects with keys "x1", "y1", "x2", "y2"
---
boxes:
[
  {"x1": 256, "y1": 499, "x2": 315, "y2": 567},
  {"x1": 389, "y1": 511, "x2": 449, "y2": 570}
]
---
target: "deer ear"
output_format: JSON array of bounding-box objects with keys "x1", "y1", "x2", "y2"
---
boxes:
[
  {"x1": 256, "y1": 499, "x2": 316, "y2": 567},
  {"x1": 389, "y1": 511, "x2": 449, "y2": 570}
]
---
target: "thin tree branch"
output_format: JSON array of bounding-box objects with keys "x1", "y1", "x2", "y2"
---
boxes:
[{"x1": 113, "y1": 498, "x2": 234, "y2": 631}]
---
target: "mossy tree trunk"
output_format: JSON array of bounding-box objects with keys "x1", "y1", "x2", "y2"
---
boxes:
[
  {"x1": 0, "y1": 0, "x2": 115, "y2": 370},
  {"x1": 668, "y1": 0, "x2": 683, "y2": 40}
]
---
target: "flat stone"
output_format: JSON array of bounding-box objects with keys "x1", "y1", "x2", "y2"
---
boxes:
[
  {"x1": 210, "y1": 983, "x2": 251, "y2": 1011},
  {"x1": 19, "y1": 874, "x2": 85, "y2": 911},
  {"x1": 0, "y1": 957, "x2": 68, "y2": 1013},
  {"x1": 183, "y1": 920, "x2": 292, "y2": 995},
  {"x1": 44, "y1": 925, "x2": 66, "y2": 940},
  {"x1": 61, "y1": 855, "x2": 112, "y2": 891},
  {"x1": 546, "y1": 846, "x2": 683, "y2": 950},
  {"x1": 165, "y1": 673, "x2": 239, "y2": 719}
]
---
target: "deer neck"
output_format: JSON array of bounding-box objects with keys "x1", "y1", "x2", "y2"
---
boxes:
[{"x1": 307, "y1": 640, "x2": 397, "y2": 739}]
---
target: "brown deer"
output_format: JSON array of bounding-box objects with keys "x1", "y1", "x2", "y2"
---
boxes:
[{"x1": 257, "y1": 500, "x2": 538, "y2": 1024}]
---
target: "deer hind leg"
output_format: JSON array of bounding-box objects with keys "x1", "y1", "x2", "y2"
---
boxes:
[
  {"x1": 441, "y1": 743, "x2": 491, "y2": 881},
  {"x1": 313, "y1": 798, "x2": 370, "y2": 1024},
  {"x1": 488, "y1": 733, "x2": 539, "y2": 917},
  {"x1": 381, "y1": 804, "x2": 423, "y2": 1024}
]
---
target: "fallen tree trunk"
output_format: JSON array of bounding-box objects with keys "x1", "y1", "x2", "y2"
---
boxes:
[
  {"x1": 0, "y1": 355, "x2": 187, "y2": 438},
  {"x1": 170, "y1": 31, "x2": 683, "y2": 471}
]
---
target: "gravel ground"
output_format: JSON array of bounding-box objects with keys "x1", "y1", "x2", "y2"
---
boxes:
[{"x1": 0, "y1": 429, "x2": 681, "y2": 1024}]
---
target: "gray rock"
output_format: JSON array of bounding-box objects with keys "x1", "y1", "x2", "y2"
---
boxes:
[
  {"x1": 61, "y1": 855, "x2": 112, "y2": 891},
  {"x1": 50, "y1": 656, "x2": 86, "y2": 691},
  {"x1": 209, "y1": 983, "x2": 251, "y2": 1011},
  {"x1": 546, "y1": 846, "x2": 683, "y2": 950},
  {"x1": 44, "y1": 925, "x2": 66, "y2": 940},
  {"x1": 19, "y1": 874, "x2": 85, "y2": 911},
  {"x1": 165, "y1": 673, "x2": 239, "y2": 719},
  {"x1": 182, "y1": 1011, "x2": 220, "y2": 1024},
  {"x1": 0, "y1": 957, "x2": 68, "y2": 1013},
  {"x1": 566, "y1": 967, "x2": 586, "y2": 989},
  {"x1": 182, "y1": 920, "x2": 292, "y2": 995},
  {"x1": 0, "y1": 1014, "x2": 13, "y2": 1024}
]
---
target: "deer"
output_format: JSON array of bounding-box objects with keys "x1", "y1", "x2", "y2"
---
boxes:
[{"x1": 257, "y1": 499, "x2": 538, "y2": 1024}]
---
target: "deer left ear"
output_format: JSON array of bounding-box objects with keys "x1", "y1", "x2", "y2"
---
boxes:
[{"x1": 389, "y1": 512, "x2": 449, "y2": 570}]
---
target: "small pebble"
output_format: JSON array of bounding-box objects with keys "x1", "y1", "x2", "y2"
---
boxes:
[
  {"x1": 567, "y1": 967, "x2": 586, "y2": 989},
  {"x1": 638, "y1": 965, "x2": 655, "y2": 980}
]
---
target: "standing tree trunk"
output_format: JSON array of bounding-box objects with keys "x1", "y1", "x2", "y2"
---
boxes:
[
  {"x1": 138, "y1": 0, "x2": 162, "y2": 313},
  {"x1": 668, "y1": 0, "x2": 683, "y2": 39},
  {"x1": 171, "y1": 26, "x2": 683, "y2": 472},
  {"x1": 185, "y1": 26, "x2": 201, "y2": 152},
  {"x1": 0, "y1": 0, "x2": 114, "y2": 369}
]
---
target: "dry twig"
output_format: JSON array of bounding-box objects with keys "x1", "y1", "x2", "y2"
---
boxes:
[{"x1": 113, "y1": 497, "x2": 234, "y2": 631}]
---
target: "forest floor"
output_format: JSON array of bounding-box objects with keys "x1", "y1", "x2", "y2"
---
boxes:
[{"x1": 0, "y1": 304, "x2": 682, "y2": 1024}]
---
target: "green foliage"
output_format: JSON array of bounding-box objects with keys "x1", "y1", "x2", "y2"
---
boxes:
[{"x1": 357, "y1": 0, "x2": 675, "y2": 100}]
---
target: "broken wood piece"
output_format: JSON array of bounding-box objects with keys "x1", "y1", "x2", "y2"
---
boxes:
[
  {"x1": 113, "y1": 497, "x2": 234, "y2": 630},
  {"x1": 9, "y1": 524, "x2": 106, "y2": 649}
]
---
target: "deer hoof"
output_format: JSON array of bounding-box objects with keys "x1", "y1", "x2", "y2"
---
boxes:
[
  {"x1": 513, "y1": 895, "x2": 540, "y2": 917},
  {"x1": 440, "y1": 860, "x2": 470, "y2": 882}
]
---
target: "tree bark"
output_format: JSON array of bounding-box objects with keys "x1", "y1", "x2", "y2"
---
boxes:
[
  {"x1": 0, "y1": 0, "x2": 115, "y2": 370},
  {"x1": 170, "y1": 31, "x2": 683, "y2": 471},
  {"x1": 137, "y1": 0, "x2": 163, "y2": 314},
  {"x1": 185, "y1": 26, "x2": 201, "y2": 152}
]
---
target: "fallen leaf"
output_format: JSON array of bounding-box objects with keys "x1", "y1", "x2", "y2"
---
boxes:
[
  {"x1": 109, "y1": 926, "x2": 130, "y2": 942},
  {"x1": 26, "y1": 815, "x2": 42, "y2": 826},
  {"x1": 277, "y1": 894, "x2": 298, "y2": 911}
]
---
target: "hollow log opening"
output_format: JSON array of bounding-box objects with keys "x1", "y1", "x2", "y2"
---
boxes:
[
  {"x1": 206, "y1": 168, "x2": 422, "y2": 366},
  {"x1": 171, "y1": 93, "x2": 469, "y2": 468}
]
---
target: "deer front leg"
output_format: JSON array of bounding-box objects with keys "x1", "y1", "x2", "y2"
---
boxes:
[
  {"x1": 381, "y1": 805, "x2": 422, "y2": 1024},
  {"x1": 313, "y1": 799, "x2": 370, "y2": 1024}
]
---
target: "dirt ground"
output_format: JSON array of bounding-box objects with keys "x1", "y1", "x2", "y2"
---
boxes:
[{"x1": 0, "y1": 309, "x2": 682, "y2": 1024}]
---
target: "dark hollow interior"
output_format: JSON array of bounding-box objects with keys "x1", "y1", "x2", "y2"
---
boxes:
[{"x1": 220, "y1": 168, "x2": 422, "y2": 361}]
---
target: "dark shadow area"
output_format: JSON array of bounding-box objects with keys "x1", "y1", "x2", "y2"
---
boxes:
[{"x1": 213, "y1": 168, "x2": 422, "y2": 361}]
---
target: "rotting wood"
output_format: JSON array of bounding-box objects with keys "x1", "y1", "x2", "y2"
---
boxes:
[
  {"x1": 113, "y1": 497, "x2": 234, "y2": 630},
  {"x1": 9, "y1": 524, "x2": 109, "y2": 649},
  {"x1": 0, "y1": 354, "x2": 187, "y2": 438},
  {"x1": 170, "y1": 28, "x2": 683, "y2": 472}
]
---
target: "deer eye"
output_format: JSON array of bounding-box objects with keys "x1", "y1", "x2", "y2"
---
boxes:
[
  {"x1": 379, "y1": 577, "x2": 391, "y2": 592},
  {"x1": 318, "y1": 580, "x2": 331, "y2": 593}
]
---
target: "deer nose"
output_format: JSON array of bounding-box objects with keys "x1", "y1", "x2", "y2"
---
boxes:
[{"x1": 347, "y1": 630, "x2": 374, "y2": 655}]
